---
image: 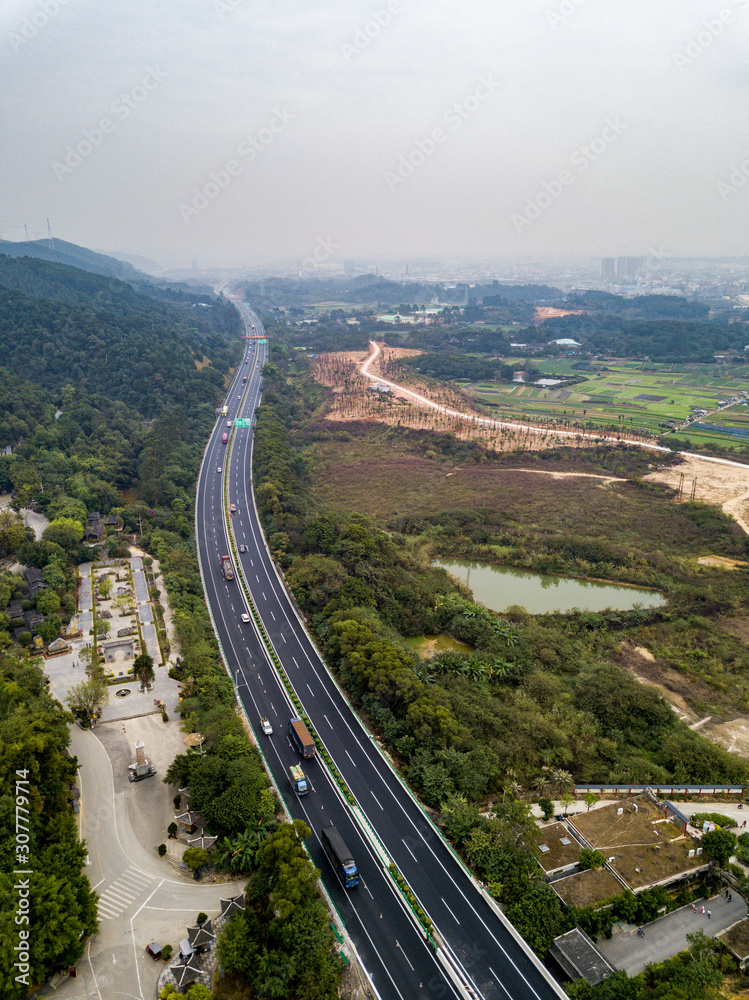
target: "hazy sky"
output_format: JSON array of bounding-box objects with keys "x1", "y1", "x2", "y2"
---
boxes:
[{"x1": 2, "y1": 0, "x2": 748, "y2": 267}]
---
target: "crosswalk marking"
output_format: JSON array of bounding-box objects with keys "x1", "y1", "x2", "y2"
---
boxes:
[{"x1": 97, "y1": 864, "x2": 154, "y2": 919}]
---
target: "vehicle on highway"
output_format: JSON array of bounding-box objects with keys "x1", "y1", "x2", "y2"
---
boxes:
[
  {"x1": 289, "y1": 763, "x2": 308, "y2": 795},
  {"x1": 237, "y1": 394, "x2": 241, "y2": 399},
  {"x1": 220, "y1": 555, "x2": 234, "y2": 581},
  {"x1": 216, "y1": 466, "x2": 221, "y2": 473},
  {"x1": 260, "y1": 717, "x2": 273, "y2": 735},
  {"x1": 289, "y1": 717, "x2": 315, "y2": 758},
  {"x1": 321, "y1": 824, "x2": 359, "y2": 888},
  {"x1": 221, "y1": 405, "x2": 228, "y2": 416},
  {"x1": 239, "y1": 544, "x2": 247, "y2": 553},
  {"x1": 244, "y1": 358, "x2": 249, "y2": 364},
  {"x1": 230, "y1": 503, "x2": 236, "y2": 513},
  {"x1": 226, "y1": 420, "x2": 232, "y2": 427},
  {"x1": 241, "y1": 613, "x2": 250, "y2": 623},
  {"x1": 222, "y1": 432, "x2": 228, "y2": 445}
]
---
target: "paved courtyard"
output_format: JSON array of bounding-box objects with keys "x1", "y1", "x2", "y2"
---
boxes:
[
  {"x1": 45, "y1": 557, "x2": 180, "y2": 725},
  {"x1": 597, "y1": 893, "x2": 748, "y2": 975}
]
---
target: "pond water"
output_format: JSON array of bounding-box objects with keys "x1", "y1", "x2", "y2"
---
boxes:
[
  {"x1": 405, "y1": 634, "x2": 474, "y2": 659},
  {"x1": 434, "y1": 559, "x2": 665, "y2": 615}
]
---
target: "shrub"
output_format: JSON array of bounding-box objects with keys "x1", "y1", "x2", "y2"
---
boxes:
[
  {"x1": 196, "y1": 912, "x2": 208, "y2": 925},
  {"x1": 168, "y1": 822, "x2": 178, "y2": 839},
  {"x1": 157, "y1": 844, "x2": 167, "y2": 857},
  {"x1": 691, "y1": 812, "x2": 736, "y2": 829},
  {"x1": 161, "y1": 944, "x2": 173, "y2": 962}
]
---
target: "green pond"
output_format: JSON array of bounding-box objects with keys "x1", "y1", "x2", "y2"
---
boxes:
[
  {"x1": 435, "y1": 559, "x2": 665, "y2": 615},
  {"x1": 405, "y1": 634, "x2": 474, "y2": 658}
]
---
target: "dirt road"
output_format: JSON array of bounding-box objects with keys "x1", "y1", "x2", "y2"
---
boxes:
[{"x1": 358, "y1": 341, "x2": 749, "y2": 530}]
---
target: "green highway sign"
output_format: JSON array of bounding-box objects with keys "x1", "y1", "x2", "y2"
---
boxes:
[{"x1": 235, "y1": 418, "x2": 252, "y2": 427}]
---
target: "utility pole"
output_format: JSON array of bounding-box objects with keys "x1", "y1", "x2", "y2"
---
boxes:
[{"x1": 46, "y1": 218, "x2": 54, "y2": 251}]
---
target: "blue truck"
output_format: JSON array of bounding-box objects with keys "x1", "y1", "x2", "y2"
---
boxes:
[{"x1": 321, "y1": 824, "x2": 359, "y2": 888}]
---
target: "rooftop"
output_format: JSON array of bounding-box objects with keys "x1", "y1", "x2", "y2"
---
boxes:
[
  {"x1": 553, "y1": 867, "x2": 625, "y2": 909},
  {"x1": 718, "y1": 918, "x2": 749, "y2": 960},
  {"x1": 534, "y1": 822, "x2": 582, "y2": 873},
  {"x1": 569, "y1": 794, "x2": 705, "y2": 890},
  {"x1": 549, "y1": 927, "x2": 616, "y2": 986}
]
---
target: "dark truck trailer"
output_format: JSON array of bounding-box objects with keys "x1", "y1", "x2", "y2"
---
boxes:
[
  {"x1": 288, "y1": 717, "x2": 315, "y2": 758},
  {"x1": 321, "y1": 824, "x2": 359, "y2": 888}
]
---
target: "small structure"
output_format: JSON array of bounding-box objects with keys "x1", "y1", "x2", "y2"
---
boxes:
[
  {"x1": 171, "y1": 957, "x2": 202, "y2": 990},
  {"x1": 188, "y1": 830, "x2": 218, "y2": 850},
  {"x1": 549, "y1": 927, "x2": 616, "y2": 986},
  {"x1": 187, "y1": 919, "x2": 215, "y2": 953},
  {"x1": 46, "y1": 637, "x2": 71, "y2": 657},
  {"x1": 23, "y1": 567, "x2": 46, "y2": 597},
  {"x1": 101, "y1": 637, "x2": 135, "y2": 663},
  {"x1": 175, "y1": 809, "x2": 200, "y2": 834},
  {"x1": 220, "y1": 894, "x2": 245, "y2": 920}
]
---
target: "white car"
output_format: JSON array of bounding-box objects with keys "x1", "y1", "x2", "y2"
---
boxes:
[
  {"x1": 260, "y1": 717, "x2": 273, "y2": 736},
  {"x1": 216, "y1": 466, "x2": 222, "y2": 474},
  {"x1": 241, "y1": 613, "x2": 250, "y2": 623}
]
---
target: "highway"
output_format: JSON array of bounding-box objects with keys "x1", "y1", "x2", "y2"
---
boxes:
[{"x1": 195, "y1": 297, "x2": 566, "y2": 1000}]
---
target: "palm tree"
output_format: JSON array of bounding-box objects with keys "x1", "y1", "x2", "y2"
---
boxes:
[{"x1": 549, "y1": 768, "x2": 573, "y2": 796}]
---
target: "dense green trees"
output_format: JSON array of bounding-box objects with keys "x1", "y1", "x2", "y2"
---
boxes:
[
  {"x1": 0, "y1": 655, "x2": 98, "y2": 997},
  {"x1": 218, "y1": 820, "x2": 342, "y2": 1000}
]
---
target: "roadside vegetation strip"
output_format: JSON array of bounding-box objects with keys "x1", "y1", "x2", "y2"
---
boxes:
[
  {"x1": 222, "y1": 343, "x2": 358, "y2": 805},
  {"x1": 388, "y1": 864, "x2": 436, "y2": 941}
]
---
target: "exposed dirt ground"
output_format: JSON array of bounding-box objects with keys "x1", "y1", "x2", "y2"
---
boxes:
[
  {"x1": 644, "y1": 454, "x2": 749, "y2": 534},
  {"x1": 619, "y1": 641, "x2": 749, "y2": 759}
]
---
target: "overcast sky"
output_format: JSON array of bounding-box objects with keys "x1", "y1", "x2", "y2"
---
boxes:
[{"x1": 2, "y1": 0, "x2": 748, "y2": 267}]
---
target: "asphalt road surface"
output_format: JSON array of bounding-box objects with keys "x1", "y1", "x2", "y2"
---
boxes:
[{"x1": 195, "y1": 297, "x2": 566, "y2": 1000}]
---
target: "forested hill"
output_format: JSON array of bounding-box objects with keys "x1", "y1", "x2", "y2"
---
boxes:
[
  {"x1": 0, "y1": 238, "x2": 145, "y2": 281},
  {"x1": 0, "y1": 256, "x2": 240, "y2": 416}
]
